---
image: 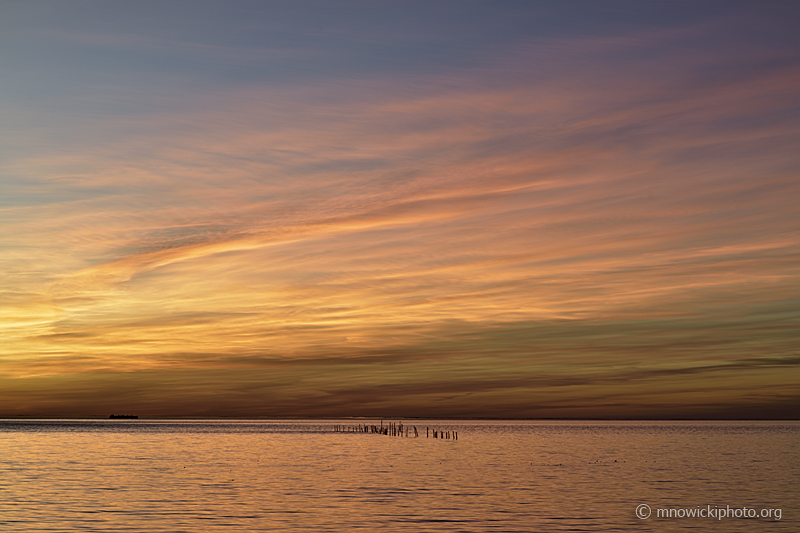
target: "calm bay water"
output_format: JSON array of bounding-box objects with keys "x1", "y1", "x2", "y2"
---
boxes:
[{"x1": 1, "y1": 420, "x2": 797, "y2": 532}]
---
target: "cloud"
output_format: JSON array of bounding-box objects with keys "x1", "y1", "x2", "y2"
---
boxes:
[{"x1": 1, "y1": 6, "x2": 799, "y2": 417}]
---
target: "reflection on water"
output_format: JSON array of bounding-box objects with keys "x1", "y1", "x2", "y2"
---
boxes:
[{"x1": 1, "y1": 420, "x2": 797, "y2": 532}]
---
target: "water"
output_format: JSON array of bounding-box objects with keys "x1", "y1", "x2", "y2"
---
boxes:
[{"x1": 1, "y1": 420, "x2": 797, "y2": 532}]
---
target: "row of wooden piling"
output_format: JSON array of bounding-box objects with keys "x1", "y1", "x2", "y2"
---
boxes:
[
  {"x1": 426, "y1": 427, "x2": 457, "y2": 440},
  {"x1": 333, "y1": 421, "x2": 415, "y2": 437},
  {"x1": 332, "y1": 421, "x2": 457, "y2": 440}
]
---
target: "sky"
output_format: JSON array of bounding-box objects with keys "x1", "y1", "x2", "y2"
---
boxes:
[{"x1": 1, "y1": 1, "x2": 798, "y2": 419}]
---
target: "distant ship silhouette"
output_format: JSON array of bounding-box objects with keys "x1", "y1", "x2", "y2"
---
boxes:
[{"x1": 109, "y1": 414, "x2": 138, "y2": 419}]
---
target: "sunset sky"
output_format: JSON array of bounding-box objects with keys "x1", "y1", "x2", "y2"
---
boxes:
[{"x1": 1, "y1": 1, "x2": 798, "y2": 418}]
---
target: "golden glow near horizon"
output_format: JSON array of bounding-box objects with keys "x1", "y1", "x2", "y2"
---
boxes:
[{"x1": 1, "y1": 2, "x2": 798, "y2": 417}]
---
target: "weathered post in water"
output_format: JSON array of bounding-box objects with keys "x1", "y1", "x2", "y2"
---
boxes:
[{"x1": 334, "y1": 420, "x2": 458, "y2": 441}]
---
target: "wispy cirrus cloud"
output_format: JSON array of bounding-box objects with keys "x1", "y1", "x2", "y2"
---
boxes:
[{"x1": 1, "y1": 3, "x2": 798, "y2": 417}]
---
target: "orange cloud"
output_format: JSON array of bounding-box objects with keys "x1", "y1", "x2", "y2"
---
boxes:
[{"x1": 2, "y1": 17, "x2": 798, "y2": 417}]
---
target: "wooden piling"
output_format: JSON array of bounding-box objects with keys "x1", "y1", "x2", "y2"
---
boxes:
[{"x1": 334, "y1": 421, "x2": 458, "y2": 441}]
